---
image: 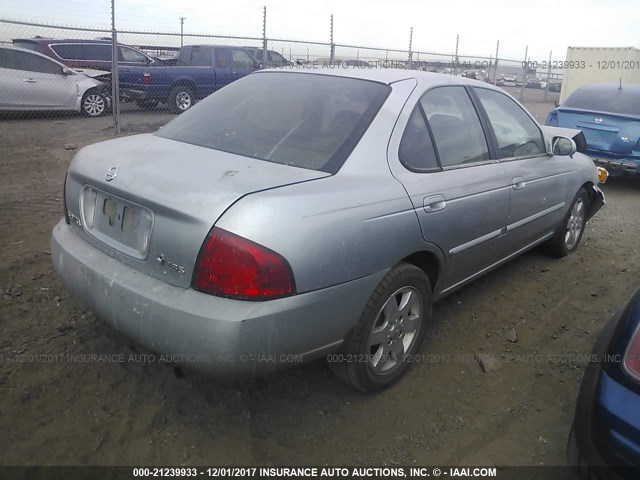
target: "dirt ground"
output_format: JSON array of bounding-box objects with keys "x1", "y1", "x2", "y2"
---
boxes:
[{"x1": 1, "y1": 86, "x2": 639, "y2": 474}]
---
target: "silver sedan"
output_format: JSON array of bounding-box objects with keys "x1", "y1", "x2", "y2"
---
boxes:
[{"x1": 51, "y1": 68, "x2": 605, "y2": 392}]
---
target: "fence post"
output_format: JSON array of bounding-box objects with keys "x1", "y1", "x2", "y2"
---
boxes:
[
  {"x1": 454, "y1": 34, "x2": 459, "y2": 75},
  {"x1": 544, "y1": 50, "x2": 552, "y2": 102},
  {"x1": 329, "y1": 14, "x2": 335, "y2": 61},
  {"x1": 520, "y1": 45, "x2": 528, "y2": 102},
  {"x1": 179, "y1": 17, "x2": 185, "y2": 47},
  {"x1": 408, "y1": 26, "x2": 413, "y2": 70},
  {"x1": 110, "y1": 0, "x2": 120, "y2": 135},
  {"x1": 262, "y1": 6, "x2": 267, "y2": 69},
  {"x1": 493, "y1": 40, "x2": 499, "y2": 85}
]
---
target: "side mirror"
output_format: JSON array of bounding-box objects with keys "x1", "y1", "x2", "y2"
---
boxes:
[
  {"x1": 552, "y1": 137, "x2": 577, "y2": 157},
  {"x1": 62, "y1": 67, "x2": 74, "y2": 76}
]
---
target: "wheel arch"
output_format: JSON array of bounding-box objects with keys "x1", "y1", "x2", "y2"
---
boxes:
[
  {"x1": 400, "y1": 249, "x2": 445, "y2": 295},
  {"x1": 171, "y1": 79, "x2": 198, "y2": 97}
]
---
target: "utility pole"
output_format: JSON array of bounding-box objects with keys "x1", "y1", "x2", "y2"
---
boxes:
[
  {"x1": 111, "y1": 0, "x2": 120, "y2": 134},
  {"x1": 454, "y1": 34, "x2": 459, "y2": 75},
  {"x1": 179, "y1": 17, "x2": 186, "y2": 47},
  {"x1": 544, "y1": 50, "x2": 552, "y2": 102}
]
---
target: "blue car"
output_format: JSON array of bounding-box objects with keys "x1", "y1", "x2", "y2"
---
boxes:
[
  {"x1": 568, "y1": 288, "x2": 640, "y2": 479},
  {"x1": 546, "y1": 84, "x2": 640, "y2": 176}
]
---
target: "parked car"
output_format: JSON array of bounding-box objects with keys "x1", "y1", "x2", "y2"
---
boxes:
[
  {"x1": 118, "y1": 44, "x2": 258, "y2": 112},
  {"x1": 12, "y1": 38, "x2": 155, "y2": 72},
  {"x1": 0, "y1": 46, "x2": 109, "y2": 116},
  {"x1": 546, "y1": 83, "x2": 640, "y2": 176},
  {"x1": 244, "y1": 47, "x2": 293, "y2": 68},
  {"x1": 524, "y1": 75, "x2": 541, "y2": 89},
  {"x1": 497, "y1": 73, "x2": 517, "y2": 87},
  {"x1": 568, "y1": 287, "x2": 640, "y2": 479},
  {"x1": 548, "y1": 80, "x2": 562, "y2": 92},
  {"x1": 52, "y1": 69, "x2": 605, "y2": 392}
]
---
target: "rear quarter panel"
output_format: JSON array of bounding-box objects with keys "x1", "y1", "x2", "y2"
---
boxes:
[{"x1": 215, "y1": 78, "x2": 446, "y2": 294}]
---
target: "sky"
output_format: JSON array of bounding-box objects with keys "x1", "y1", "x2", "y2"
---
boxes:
[{"x1": 0, "y1": 0, "x2": 638, "y2": 60}]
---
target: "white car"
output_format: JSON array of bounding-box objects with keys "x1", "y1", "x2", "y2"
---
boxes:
[{"x1": 0, "y1": 46, "x2": 109, "y2": 116}]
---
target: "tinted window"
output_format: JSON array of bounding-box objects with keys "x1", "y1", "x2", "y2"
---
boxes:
[
  {"x1": 474, "y1": 88, "x2": 545, "y2": 158},
  {"x1": 119, "y1": 46, "x2": 148, "y2": 63},
  {"x1": 0, "y1": 49, "x2": 62, "y2": 74},
  {"x1": 420, "y1": 86, "x2": 490, "y2": 167},
  {"x1": 156, "y1": 73, "x2": 390, "y2": 173},
  {"x1": 190, "y1": 47, "x2": 212, "y2": 67},
  {"x1": 82, "y1": 44, "x2": 112, "y2": 61},
  {"x1": 231, "y1": 49, "x2": 254, "y2": 70},
  {"x1": 564, "y1": 85, "x2": 640, "y2": 117},
  {"x1": 269, "y1": 51, "x2": 286, "y2": 65},
  {"x1": 399, "y1": 106, "x2": 439, "y2": 171},
  {"x1": 213, "y1": 49, "x2": 228, "y2": 68},
  {"x1": 50, "y1": 44, "x2": 84, "y2": 60}
]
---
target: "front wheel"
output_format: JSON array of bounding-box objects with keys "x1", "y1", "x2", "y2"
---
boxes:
[
  {"x1": 81, "y1": 90, "x2": 107, "y2": 117},
  {"x1": 545, "y1": 188, "x2": 590, "y2": 257},
  {"x1": 328, "y1": 262, "x2": 432, "y2": 393},
  {"x1": 168, "y1": 85, "x2": 195, "y2": 114}
]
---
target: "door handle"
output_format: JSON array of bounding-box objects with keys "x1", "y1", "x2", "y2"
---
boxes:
[
  {"x1": 23, "y1": 78, "x2": 37, "y2": 83},
  {"x1": 512, "y1": 177, "x2": 526, "y2": 190},
  {"x1": 423, "y1": 194, "x2": 446, "y2": 213}
]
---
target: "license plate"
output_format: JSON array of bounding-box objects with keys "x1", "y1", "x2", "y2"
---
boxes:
[{"x1": 82, "y1": 187, "x2": 153, "y2": 258}]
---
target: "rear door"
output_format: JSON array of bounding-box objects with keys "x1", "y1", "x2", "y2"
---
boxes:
[
  {"x1": 472, "y1": 87, "x2": 572, "y2": 253},
  {"x1": 389, "y1": 85, "x2": 510, "y2": 291},
  {"x1": 229, "y1": 48, "x2": 256, "y2": 81}
]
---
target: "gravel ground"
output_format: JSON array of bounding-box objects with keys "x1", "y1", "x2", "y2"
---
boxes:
[{"x1": 1, "y1": 87, "x2": 639, "y2": 474}]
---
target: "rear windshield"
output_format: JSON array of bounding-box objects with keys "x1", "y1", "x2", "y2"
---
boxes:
[
  {"x1": 156, "y1": 72, "x2": 390, "y2": 173},
  {"x1": 563, "y1": 85, "x2": 640, "y2": 117}
]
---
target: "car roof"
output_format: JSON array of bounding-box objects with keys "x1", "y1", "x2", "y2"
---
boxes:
[
  {"x1": 256, "y1": 66, "x2": 503, "y2": 89},
  {"x1": 13, "y1": 38, "x2": 115, "y2": 45},
  {"x1": 573, "y1": 83, "x2": 640, "y2": 94}
]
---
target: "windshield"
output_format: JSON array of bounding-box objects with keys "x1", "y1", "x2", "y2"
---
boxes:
[
  {"x1": 563, "y1": 85, "x2": 640, "y2": 117},
  {"x1": 156, "y1": 72, "x2": 390, "y2": 173}
]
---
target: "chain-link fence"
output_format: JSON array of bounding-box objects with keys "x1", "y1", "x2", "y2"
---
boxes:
[{"x1": 0, "y1": 15, "x2": 564, "y2": 130}]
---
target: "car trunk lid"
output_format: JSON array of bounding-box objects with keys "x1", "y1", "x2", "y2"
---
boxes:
[
  {"x1": 556, "y1": 109, "x2": 640, "y2": 156},
  {"x1": 65, "y1": 133, "x2": 329, "y2": 288}
]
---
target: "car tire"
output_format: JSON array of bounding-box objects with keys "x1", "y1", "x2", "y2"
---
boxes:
[
  {"x1": 328, "y1": 262, "x2": 432, "y2": 393},
  {"x1": 546, "y1": 187, "x2": 590, "y2": 258},
  {"x1": 168, "y1": 85, "x2": 195, "y2": 114},
  {"x1": 136, "y1": 99, "x2": 160, "y2": 109},
  {"x1": 81, "y1": 90, "x2": 107, "y2": 117}
]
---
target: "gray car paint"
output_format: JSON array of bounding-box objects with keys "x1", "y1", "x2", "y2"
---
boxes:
[{"x1": 52, "y1": 68, "x2": 604, "y2": 374}]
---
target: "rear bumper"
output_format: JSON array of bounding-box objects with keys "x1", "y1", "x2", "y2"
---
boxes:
[
  {"x1": 591, "y1": 156, "x2": 640, "y2": 176},
  {"x1": 51, "y1": 219, "x2": 383, "y2": 375}
]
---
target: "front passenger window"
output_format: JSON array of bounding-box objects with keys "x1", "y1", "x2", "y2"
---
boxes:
[{"x1": 474, "y1": 88, "x2": 545, "y2": 158}]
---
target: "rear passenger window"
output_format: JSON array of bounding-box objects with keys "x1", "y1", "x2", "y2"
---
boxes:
[
  {"x1": 399, "y1": 106, "x2": 439, "y2": 171},
  {"x1": 50, "y1": 44, "x2": 84, "y2": 60},
  {"x1": 474, "y1": 88, "x2": 546, "y2": 158},
  {"x1": 420, "y1": 86, "x2": 490, "y2": 167},
  {"x1": 81, "y1": 44, "x2": 112, "y2": 61}
]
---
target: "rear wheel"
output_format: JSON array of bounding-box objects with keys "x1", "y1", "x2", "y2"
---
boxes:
[
  {"x1": 168, "y1": 85, "x2": 195, "y2": 114},
  {"x1": 546, "y1": 188, "x2": 590, "y2": 257},
  {"x1": 329, "y1": 263, "x2": 431, "y2": 393},
  {"x1": 81, "y1": 90, "x2": 107, "y2": 117}
]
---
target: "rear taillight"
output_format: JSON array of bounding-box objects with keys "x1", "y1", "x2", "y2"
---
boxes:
[
  {"x1": 63, "y1": 172, "x2": 70, "y2": 224},
  {"x1": 142, "y1": 72, "x2": 152, "y2": 84},
  {"x1": 193, "y1": 227, "x2": 295, "y2": 300},
  {"x1": 623, "y1": 324, "x2": 640, "y2": 382}
]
